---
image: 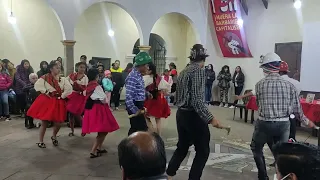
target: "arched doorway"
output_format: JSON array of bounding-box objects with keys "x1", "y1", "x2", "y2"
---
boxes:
[
  {"x1": 75, "y1": 2, "x2": 141, "y2": 69},
  {"x1": 133, "y1": 33, "x2": 167, "y2": 74},
  {"x1": 150, "y1": 12, "x2": 198, "y2": 71}
]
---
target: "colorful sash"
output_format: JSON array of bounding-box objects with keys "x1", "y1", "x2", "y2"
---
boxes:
[{"x1": 42, "y1": 73, "x2": 62, "y2": 97}]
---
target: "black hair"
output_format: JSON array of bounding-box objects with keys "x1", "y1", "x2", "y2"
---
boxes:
[
  {"x1": 87, "y1": 68, "x2": 99, "y2": 81},
  {"x1": 124, "y1": 63, "x2": 134, "y2": 72},
  {"x1": 54, "y1": 60, "x2": 64, "y2": 71},
  {"x1": 97, "y1": 64, "x2": 105, "y2": 69},
  {"x1": 118, "y1": 132, "x2": 166, "y2": 179},
  {"x1": 164, "y1": 69, "x2": 169, "y2": 73},
  {"x1": 220, "y1": 65, "x2": 230, "y2": 74},
  {"x1": 88, "y1": 60, "x2": 94, "y2": 65},
  {"x1": 232, "y1": 66, "x2": 243, "y2": 79},
  {"x1": 1, "y1": 59, "x2": 9, "y2": 66},
  {"x1": 115, "y1": 60, "x2": 120, "y2": 64},
  {"x1": 48, "y1": 60, "x2": 58, "y2": 72},
  {"x1": 20, "y1": 59, "x2": 34, "y2": 74},
  {"x1": 76, "y1": 62, "x2": 87, "y2": 68},
  {"x1": 274, "y1": 142, "x2": 320, "y2": 180},
  {"x1": 208, "y1": 64, "x2": 214, "y2": 71},
  {"x1": 80, "y1": 55, "x2": 87, "y2": 60},
  {"x1": 188, "y1": 44, "x2": 209, "y2": 62},
  {"x1": 169, "y1": 62, "x2": 176, "y2": 69},
  {"x1": 56, "y1": 57, "x2": 62, "y2": 62},
  {"x1": 111, "y1": 63, "x2": 115, "y2": 67},
  {"x1": 40, "y1": 61, "x2": 48, "y2": 69}
]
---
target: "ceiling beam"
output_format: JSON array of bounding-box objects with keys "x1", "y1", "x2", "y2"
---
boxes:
[{"x1": 262, "y1": 0, "x2": 269, "y2": 9}]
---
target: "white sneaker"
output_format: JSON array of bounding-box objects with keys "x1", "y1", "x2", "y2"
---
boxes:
[
  {"x1": 229, "y1": 105, "x2": 235, "y2": 109},
  {"x1": 224, "y1": 104, "x2": 229, "y2": 108},
  {"x1": 219, "y1": 103, "x2": 224, "y2": 107},
  {"x1": 36, "y1": 122, "x2": 41, "y2": 128}
]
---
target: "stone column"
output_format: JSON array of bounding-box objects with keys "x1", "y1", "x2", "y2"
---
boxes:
[
  {"x1": 138, "y1": 45, "x2": 151, "y2": 52},
  {"x1": 61, "y1": 40, "x2": 76, "y2": 76}
]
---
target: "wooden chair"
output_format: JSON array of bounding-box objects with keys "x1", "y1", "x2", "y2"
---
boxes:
[{"x1": 233, "y1": 89, "x2": 252, "y2": 121}]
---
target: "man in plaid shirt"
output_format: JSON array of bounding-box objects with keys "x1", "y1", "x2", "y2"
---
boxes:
[
  {"x1": 166, "y1": 44, "x2": 221, "y2": 180},
  {"x1": 251, "y1": 53, "x2": 315, "y2": 180}
]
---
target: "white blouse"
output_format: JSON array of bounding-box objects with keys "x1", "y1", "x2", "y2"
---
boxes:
[
  {"x1": 143, "y1": 75, "x2": 154, "y2": 88},
  {"x1": 65, "y1": 74, "x2": 88, "y2": 86},
  {"x1": 34, "y1": 77, "x2": 73, "y2": 99},
  {"x1": 90, "y1": 85, "x2": 106, "y2": 103}
]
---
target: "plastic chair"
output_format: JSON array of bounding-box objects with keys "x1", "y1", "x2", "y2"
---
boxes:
[{"x1": 233, "y1": 89, "x2": 252, "y2": 121}]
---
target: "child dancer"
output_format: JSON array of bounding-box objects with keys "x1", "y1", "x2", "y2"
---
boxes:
[
  {"x1": 144, "y1": 63, "x2": 170, "y2": 136},
  {"x1": 102, "y1": 70, "x2": 113, "y2": 107},
  {"x1": 66, "y1": 62, "x2": 88, "y2": 136},
  {"x1": 23, "y1": 73, "x2": 39, "y2": 129},
  {"x1": 27, "y1": 61, "x2": 72, "y2": 148},
  {"x1": 82, "y1": 68, "x2": 119, "y2": 158},
  {"x1": 162, "y1": 69, "x2": 173, "y2": 105}
]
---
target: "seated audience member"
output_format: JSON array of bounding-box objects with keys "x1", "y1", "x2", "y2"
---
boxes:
[
  {"x1": 273, "y1": 142, "x2": 320, "y2": 180},
  {"x1": 23, "y1": 73, "x2": 39, "y2": 129},
  {"x1": 118, "y1": 132, "x2": 167, "y2": 180}
]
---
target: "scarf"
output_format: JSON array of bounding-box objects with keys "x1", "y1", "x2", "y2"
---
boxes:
[
  {"x1": 69, "y1": 72, "x2": 86, "y2": 92},
  {"x1": 41, "y1": 73, "x2": 62, "y2": 97},
  {"x1": 86, "y1": 80, "x2": 99, "y2": 99}
]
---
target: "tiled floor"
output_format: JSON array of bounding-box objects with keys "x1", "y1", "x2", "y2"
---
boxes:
[{"x1": 0, "y1": 106, "x2": 318, "y2": 179}]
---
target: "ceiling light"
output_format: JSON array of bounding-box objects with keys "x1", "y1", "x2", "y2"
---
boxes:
[
  {"x1": 294, "y1": 0, "x2": 302, "y2": 9},
  {"x1": 8, "y1": 12, "x2": 16, "y2": 24},
  {"x1": 108, "y1": 29, "x2": 114, "y2": 37},
  {"x1": 237, "y1": 18, "x2": 243, "y2": 27}
]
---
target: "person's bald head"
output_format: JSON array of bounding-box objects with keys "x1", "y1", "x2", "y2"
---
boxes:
[{"x1": 118, "y1": 132, "x2": 166, "y2": 180}]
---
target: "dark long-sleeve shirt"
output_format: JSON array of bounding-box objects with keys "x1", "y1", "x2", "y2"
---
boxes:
[{"x1": 175, "y1": 63, "x2": 214, "y2": 124}]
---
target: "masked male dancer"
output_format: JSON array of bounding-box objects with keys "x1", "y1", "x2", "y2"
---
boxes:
[
  {"x1": 166, "y1": 44, "x2": 221, "y2": 180},
  {"x1": 246, "y1": 53, "x2": 315, "y2": 180},
  {"x1": 125, "y1": 52, "x2": 152, "y2": 136}
]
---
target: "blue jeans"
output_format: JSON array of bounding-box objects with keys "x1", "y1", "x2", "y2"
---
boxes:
[
  {"x1": 205, "y1": 84, "x2": 213, "y2": 103},
  {"x1": 250, "y1": 120, "x2": 290, "y2": 180},
  {"x1": 0, "y1": 90, "x2": 9, "y2": 116}
]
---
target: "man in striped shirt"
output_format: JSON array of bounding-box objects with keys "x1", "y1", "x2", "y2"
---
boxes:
[
  {"x1": 166, "y1": 44, "x2": 221, "y2": 180},
  {"x1": 125, "y1": 52, "x2": 152, "y2": 136}
]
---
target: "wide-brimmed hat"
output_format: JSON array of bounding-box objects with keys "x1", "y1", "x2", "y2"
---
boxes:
[{"x1": 134, "y1": 52, "x2": 152, "y2": 66}]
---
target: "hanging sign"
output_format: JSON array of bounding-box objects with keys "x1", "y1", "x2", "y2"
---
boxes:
[{"x1": 209, "y1": 0, "x2": 252, "y2": 58}]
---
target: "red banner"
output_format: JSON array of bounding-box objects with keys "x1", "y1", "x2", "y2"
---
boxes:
[{"x1": 209, "y1": 0, "x2": 252, "y2": 58}]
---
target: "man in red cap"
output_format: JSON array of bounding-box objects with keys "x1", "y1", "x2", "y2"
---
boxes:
[{"x1": 279, "y1": 61, "x2": 302, "y2": 141}]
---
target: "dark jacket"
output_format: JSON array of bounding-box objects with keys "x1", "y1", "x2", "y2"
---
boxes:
[
  {"x1": 37, "y1": 69, "x2": 49, "y2": 78},
  {"x1": 23, "y1": 83, "x2": 39, "y2": 109},
  {"x1": 232, "y1": 72, "x2": 245, "y2": 87},
  {"x1": 111, "y1": 72, "x2": 124, "y2": 91},
  {"x1": 205, "y1": 69, "x2": 215, "y2": 85},
  {"x1": 14, "y1": 64, "x2": 33, "y2": 94},
  {"x1": 217, "y1": 72, "x2": 231, "y2": 89}
]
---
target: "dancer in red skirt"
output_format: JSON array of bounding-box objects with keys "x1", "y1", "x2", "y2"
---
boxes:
[
  {"x1": 82, "y1": 68, "x2": 119, "y2": 158},
  {"x1": 66, "y1": 62, "x2": 88, "y2": 136},
  {"x1": 27, "y1": 61, "x2": 72, "y2": 148},
  {"x1": 144, "y1": 63, "x2": 170, "y2": 136}
]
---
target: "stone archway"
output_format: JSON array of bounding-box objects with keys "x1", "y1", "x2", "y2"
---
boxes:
[{"x1": 133, "y1": 33, "x2": 167, "y2": 74}]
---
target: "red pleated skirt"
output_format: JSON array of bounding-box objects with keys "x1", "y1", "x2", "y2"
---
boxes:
[
  {"x1": 144, "y1": 92, "x2": 171, "y2": 118},
  {"x1": 27, "y1": 94, "x2": 67, "y2": 122},
  {"x1": 66, "y1": 92, "x2": 86, "y2": 115},
  {"x1": 82, "y1": 103, "x2": 119, "y2": 134}
]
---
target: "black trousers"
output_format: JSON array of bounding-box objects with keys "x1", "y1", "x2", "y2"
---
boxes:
[
  {"x1": 167, "y1": 109, "x2": 210, "y2": 180},
  {"x1": 233, "y1": 86, "x2": 243, "y2": 104},
  {"x1": 24, "y1": 107, "x2": 33, "y2": 127},
  {"x1": 127, "y1": 101, "x2": 148, "y2": 136},
  {"x1": 289, "y1": 117, "x2": 297, "y2": 140},
  {"x1": 16, "y1": 93, "x2": 26, "y2": 114},
  {"x1": 111, "y1": 90, "x2": 120, "y2": 108}
]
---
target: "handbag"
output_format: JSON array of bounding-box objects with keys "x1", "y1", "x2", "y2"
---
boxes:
[{"x1": 158, "y1": 77, "x2": 170, "y2": 91}]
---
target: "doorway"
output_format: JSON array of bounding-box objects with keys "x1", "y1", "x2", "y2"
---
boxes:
[
  {"x1": 92, "y1": 57, "x2": 111, "y2": 70},
  {"x1": 133, "y1": 33, "x2": 167, "y2": 74},
  {"x1": 275, "y1": 42, "x2": 302, "y2": 80}
]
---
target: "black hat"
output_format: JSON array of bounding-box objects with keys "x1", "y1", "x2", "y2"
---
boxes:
[{"x1": 188, "y1": 44, "x2": 209, "y2": 62}]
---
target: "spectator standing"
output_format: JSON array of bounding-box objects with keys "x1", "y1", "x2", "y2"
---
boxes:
[
  {"x1": 217, "y1": 65, "x2": 232, "y2": 107},
  {"x1": 110, "y1": 60, "x2": 124, "y2": 110},
  {"x1": 0, "y1": 62, "x2": 12, "y2": 121},
  {"x1": 205, "y1": 64, "x2": 215, "y2": 105},
  {"x1": 162, "y1": 69, "x2": 173, "y2": 104},
  {"x1": 118, "y1": 132, "x2": 168, "y2": 180},
  {"x1": 97, "y1": 65, "x2": 105, "y2": 85},
  {"x1": 14, "y1": 59, "x2": 34, "y2": 117},
  {"x1": 168, "y1": 63, "x2": 177, "y2": 104},
  {"x1": 229, "y1": 66, "x2": 245, "y2": 109}
]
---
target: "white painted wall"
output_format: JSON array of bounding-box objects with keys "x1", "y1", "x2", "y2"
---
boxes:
[
  {"x1": 0, "y1": 0, "x2": 63, "y2": 70},
  {"x1": 1, "y1": 0, "x2": 320, "y2": 97}
]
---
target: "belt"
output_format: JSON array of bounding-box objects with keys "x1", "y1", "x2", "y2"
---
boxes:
[
  {"x1": 179, "y1": 107, "x2": 194, "y2": 111},
  {"x1": 258, "y1": 116, "x2": 289, "y2": 122}
]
